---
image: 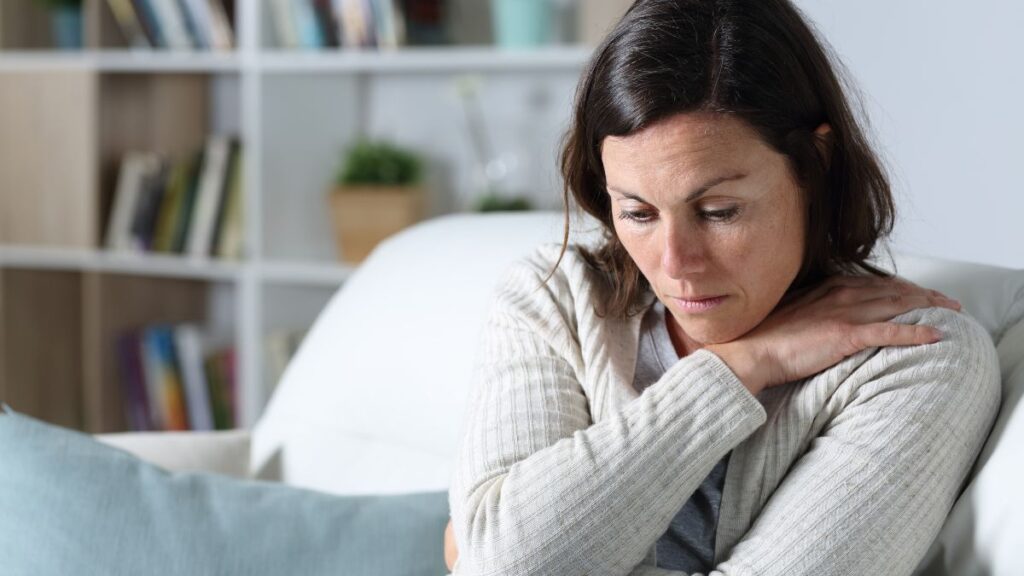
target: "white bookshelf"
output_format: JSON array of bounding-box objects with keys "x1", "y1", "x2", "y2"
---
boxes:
[{"x1": 0, "y1": 1, "x2": 592, "y2": 431}]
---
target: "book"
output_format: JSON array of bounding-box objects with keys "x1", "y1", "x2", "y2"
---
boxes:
[
  {"x1": 151, "y1": 155, "x2": 194, "y2": 253},
  {"x1": 400, "y1": 0, "x2": 445, "y2": 45},
  {"x1": 271, "y1": 0, "x2": 300, "y2": 48},
  {"x1": 294, "y1": 0, "x2": 325, "y2": 48},
  {"x1": 172, "y1": 149, "x2": 205, "y2": 253},
  {"x1": 187, "y1": 135, "x2": 231, "y2": 257},
  {"x1": 129, "y1": 159, "x2": 169, "y2": 251},
  {"x1": 132, "y1": 0, "x2": 167, "y2": 47},
  {"x1": 174, "y1": 324, "x2": 214, "y2": 431},
  {"x1": 177, "y1": 0, "x2": 210, "y2": 49},
  {"x1": 106, "y1": 152, "x2": 160, "y2": 252},
  {"x1": 205, "y1": 0, "x2": 234, "y2": 49},
  {"x1": 143, "y1": 326, "x2": 190, "y2": 431},
  {"x1": 204, "y1": 349, "x2": 233, "y2": 429},
  {"x1": 116, "y1": 331, "x2": 154, "y2": 431},
  {"x1": 373, "y1": 0, "x2": 404, "y2": 49},
  {"x1": 341, "y1": 0, "x2": 372, "y2": 48},
  {"x1": 138, "y1": 326, "x2": 166, "y2": 429},
  {"x1": 223, "y1": 347, "x2": 237, "y2": 426},
  {"x1": 312, "y1": 0, "x2": 340, "y2": 48},
  {"x1": 151, "y1": 0, "x2": 195, "y2": 49},
  {"x1": 212, "y1": 142, "x2": 243, "y2": 259},
  {"x1": 106, "y1": 0, "x2": 152, "y2": 48}
]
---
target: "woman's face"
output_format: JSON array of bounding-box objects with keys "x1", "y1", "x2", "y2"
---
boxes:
[{"x1": 602, "y1": 112, "x2": 825, "y2": 356}]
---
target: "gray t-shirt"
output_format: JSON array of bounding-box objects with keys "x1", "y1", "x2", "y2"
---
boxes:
[{"x1": 633, "y1": 300, "x2": 731, "y2": 572}]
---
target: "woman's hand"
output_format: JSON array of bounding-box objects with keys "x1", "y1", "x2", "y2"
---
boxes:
[
  {"x1": 445, "y1": 518, "x2": 458, "y2": 572},
  {"x1": 706, "y1": 274, "x2": 962, "y2": 396}
]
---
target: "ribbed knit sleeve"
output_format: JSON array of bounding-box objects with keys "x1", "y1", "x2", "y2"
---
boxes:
[
  {"x1": 447, "y1": 256, "x2": 768, "y2": 575},
  {"x1": 627, "y1": 306, "x2": 1001, "y2": 576}
]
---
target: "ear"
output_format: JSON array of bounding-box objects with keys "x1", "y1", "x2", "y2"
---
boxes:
[{"x1": 813, "y1": 123, "x2": 833, "y2": 168}]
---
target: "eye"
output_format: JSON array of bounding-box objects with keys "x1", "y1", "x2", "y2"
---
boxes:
[
  {"x1": 699, "y1": 207, "x2": 740, "y2": 222},
  {"x1": 617, "y1": 210, "x2": 655, "y2": 225}
]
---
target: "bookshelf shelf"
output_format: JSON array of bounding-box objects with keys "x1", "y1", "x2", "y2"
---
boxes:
[
  {"x1": 257, "y1": 45, "x2": 593, "y2": 74},
  {"x1": 0, "y1": 245, "x2": 243, "y2": 282},
  {"x1": 0, "y1": 51, "x2": 242, "y2": 73},
  {"x1": 257, "y1": 261, "x2": 355, "y2": 287}
]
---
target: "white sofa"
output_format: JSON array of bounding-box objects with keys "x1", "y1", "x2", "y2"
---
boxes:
[{"x1": 98, "y1": 211, "x2": 1024, "y2": 575}]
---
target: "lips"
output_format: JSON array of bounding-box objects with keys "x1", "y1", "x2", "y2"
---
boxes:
[
  {"x1": 674, "y1": 295, "x2": 723, "y2": 302},
  {"x1": 671, "y1": 294, "x2": 728, "y2": 313}
]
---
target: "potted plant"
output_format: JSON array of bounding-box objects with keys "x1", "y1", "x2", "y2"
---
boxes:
[
  {"x1": 474, "y1": 193, "x2": 533, "y2": 212},
  {"x1": 33, "y1": 0, "x2": 84, "y2": 50},
  {"x1": 329, "y1": 139, "x2": 426, "y2": 264}
]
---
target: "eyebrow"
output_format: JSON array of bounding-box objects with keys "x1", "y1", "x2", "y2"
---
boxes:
[{"x1": 607, "y1": 173, "x2": 747, "y2": 204}]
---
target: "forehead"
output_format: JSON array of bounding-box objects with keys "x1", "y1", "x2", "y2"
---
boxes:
[{"x1": 601, "y1": 113, "x2": 768, "y2": 176}]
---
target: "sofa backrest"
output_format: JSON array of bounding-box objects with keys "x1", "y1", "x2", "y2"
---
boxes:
[{"x1": 251, "y1": 211, "x2": 602, "y2": 494}]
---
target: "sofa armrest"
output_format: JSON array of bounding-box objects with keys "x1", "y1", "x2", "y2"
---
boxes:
[{"x1": 94, "y1": 429, "x2": 251, "y2": 479}]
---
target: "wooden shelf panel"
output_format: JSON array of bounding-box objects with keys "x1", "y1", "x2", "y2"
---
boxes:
[{"x1": 0, "y1": 269, "x2": 84, "y2": 430}]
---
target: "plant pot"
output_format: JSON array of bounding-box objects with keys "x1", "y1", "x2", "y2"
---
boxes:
[
  {"x1": 52, "y1": 6, "x2": 84, "y2": 50},
  {"x1": 328, "y1": 185, "x2": 425, "y2": 264}
]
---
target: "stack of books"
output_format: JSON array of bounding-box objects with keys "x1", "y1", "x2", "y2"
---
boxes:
[
  {"x1": 104, "y1": 136, "x2": 243, "y2": 260},
  {"x1": 116, "y1": 323, "x2": 237, "y2": 432},
  {"x1": 271, "y1": 0, "x2": 445, "y2": 49},
  {"x1": 105, "y1": 0, "x2": 236, "y2": 50}
]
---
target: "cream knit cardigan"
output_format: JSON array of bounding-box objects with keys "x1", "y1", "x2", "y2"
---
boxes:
[{"x1": 448, "y1": 243, "x2": 1001, "y2": 576}]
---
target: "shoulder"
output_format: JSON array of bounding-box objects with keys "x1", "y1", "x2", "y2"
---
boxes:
[
  {"x1": 890, "y1": 306, "x2": 998, "y2": 373},
  {"x1": 858, "y1": 306, "x2": 1001, "y2": 420},
  {"x1": 493, "y1": 242, "x2": 604, "y2": 306}
]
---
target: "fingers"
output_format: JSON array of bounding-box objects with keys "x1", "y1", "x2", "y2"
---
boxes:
[
  {"x1": 846, "y1": 290, "x2": 961, "y2": 320},
  {"x1": 809, "y1": 274, "x2": 960, "y2": 309},
  {"x1": 848, "y1": 322, "x2": 943, "y2": 350}
]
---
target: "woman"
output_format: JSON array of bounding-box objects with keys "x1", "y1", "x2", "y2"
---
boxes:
[{"x1": 445, "y1": 0, "x2": 1001, "y2": 574}]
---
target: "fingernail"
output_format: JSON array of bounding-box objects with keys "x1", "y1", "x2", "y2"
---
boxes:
[{"x1": 930, "y1": 328, "x2": 943, "y2": 341}]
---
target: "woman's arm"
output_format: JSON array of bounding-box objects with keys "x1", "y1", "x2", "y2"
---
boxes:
[
  {"x1": 623, "y1": 307, "x2": 1000, "y2": 575},
  {"x1": 447, "y1": 259, "x2": 768, "y2": 575},
  {"x1": 449, "y1": 255, "x2": 970, "y2": 575}
]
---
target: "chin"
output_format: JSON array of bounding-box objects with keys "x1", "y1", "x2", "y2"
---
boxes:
[{"x1": 677, "y1": 319, "x2": 754, "y2": 346}]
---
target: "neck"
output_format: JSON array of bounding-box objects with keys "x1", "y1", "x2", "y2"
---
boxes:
[{"x1": 665, "y1": 310, "x2": 702, "y2": 358}]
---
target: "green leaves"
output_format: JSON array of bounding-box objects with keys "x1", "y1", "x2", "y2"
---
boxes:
[{"x1": 336, "y1": 140, "x2": 423, "y2": 187}]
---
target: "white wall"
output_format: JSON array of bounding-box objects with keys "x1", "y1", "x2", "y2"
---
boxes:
[{"x1": 794, "y1": 0, "x2": 1024, "y2": 269}]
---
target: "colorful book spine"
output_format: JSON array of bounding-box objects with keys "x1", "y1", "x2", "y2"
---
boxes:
[
  {"x1": 141, "y1": 326, "x2": 190, "y2": 431},
  {"x1": 204, "y1": 350, "x2": 233, "y2": 430},
  {"x1": 172, "y1": 150, "x2": 204, "y2": 253},
  {"x1": 174, "y1": 324, "x2": 214, "y2": 431},
  {"x1": 294, "y1": 0, "x2": 325, "y2": 48},
  {"x1": 151, "y1": 156, "x2": 192, "y2": 253},
  {"x1": 106, "y1": 0, "x2": 153, "y2": 48},
  {"x1": 138, "y1": 327, "x2": 166, "y2": 429},
  {"x1": 132, "y1": 0, "x2": 167, "y2": 48},
  {"x1": 116, "y1": 331, "x2": 153, "y2": 431}
]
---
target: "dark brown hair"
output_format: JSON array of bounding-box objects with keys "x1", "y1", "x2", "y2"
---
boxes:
[{"x1": 549, "y1": 0, "x2": 895, "y2": 319}]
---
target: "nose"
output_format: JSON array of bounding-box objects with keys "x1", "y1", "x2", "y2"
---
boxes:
[{"x1": 661, "y1": 219, "x2": 706, "y2": 279}]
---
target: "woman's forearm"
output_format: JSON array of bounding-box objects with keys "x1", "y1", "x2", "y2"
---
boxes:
[{"x1": 448, "y1": 346, "x2": 766, "y2": 575}]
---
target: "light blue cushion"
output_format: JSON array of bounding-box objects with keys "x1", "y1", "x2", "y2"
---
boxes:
[{"x1": 0, "y1": 406, "x2": 449, "y2": 576}]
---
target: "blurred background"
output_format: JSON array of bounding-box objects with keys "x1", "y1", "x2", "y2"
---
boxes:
[{"x1": 0, "y1": 0, "x2": 1020, "y2": 436}]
